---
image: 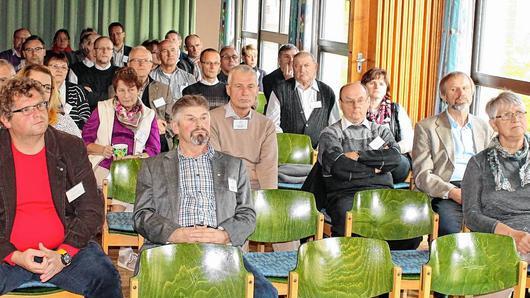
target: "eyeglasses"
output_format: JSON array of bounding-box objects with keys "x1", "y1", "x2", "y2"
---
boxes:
[
  {"x1": 129, "y1": 58, "x2": 153, "y2": 64},
  {"x1": 23, "y1": 47, "x2": 44, "y2": 53},
  {"x1": 494, "y1": 111, "x2": 527, "y2": 121},
  {"x1": 221, "y1": 55, "x2": 239, "y2": 61},
  {"x1": 200, "y1": 61, "x2": 220, "y2": 66},
  {"x1": 49, "y1": 64, "x2": 69, "y2": 72},
  {"x1": 11, "y1": 101, "x2": 49, "y2": 116}
]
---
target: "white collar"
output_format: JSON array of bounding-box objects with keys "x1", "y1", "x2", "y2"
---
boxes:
[
  {"x1": 295, "y1": 79, "x2": 319, "y2": 92},
  {"x1": 224, "y1": 103, "x2": 252, "y2": 120},
  {"x1": 95, "y1": 63, "x2": 111, "y2": 70},
  {"x1": 200, "y1": 78, "x2": 220, "y2": 86},
  {"x1": 82, "y1": 58, "x2": 94, "y2": 67},
  {"x1": 341, "y1": 117, "x2": 371, "y2": 131}
]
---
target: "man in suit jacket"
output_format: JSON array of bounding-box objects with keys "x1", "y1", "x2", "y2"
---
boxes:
[
  {"x1": 412, "y1": 71, "x2": 493, "y2": 236},
  {"x1": 133, "y1": 94, "x2": 277, "y2": 298}
]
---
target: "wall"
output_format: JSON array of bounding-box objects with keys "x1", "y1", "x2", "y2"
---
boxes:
[{"x1": 195, "y1": 0, "x2": 222, "y2": 50}]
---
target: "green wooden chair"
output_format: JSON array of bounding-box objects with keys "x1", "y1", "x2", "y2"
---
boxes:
[
  {"x1": 130, "y1": 243, "x2": 254, "y2": 298},
  {"x1": 244, "y1": 189, "x2": 324, "y2": 295},
  {"x1": 255, "y1": 92, "x2": 267, "y2": 114},
  {"x1": 288, "y1": 237, "x2": 402, "y2": 298},
  {"x1": 344, "y1": 189, "x2": 439, "y2": 292},
  {"x1": 102, "y1": 158, "x2": 144, "y2": 254},
  {"x1": 3, "y1": 282, "x2": 83, "y2": 298},
  {"x1": 420, "y1": 232, "x2": 527, "y2": 298},
  {"x1": 277, "y1": 133, "x2": 315, "y2": 190}
]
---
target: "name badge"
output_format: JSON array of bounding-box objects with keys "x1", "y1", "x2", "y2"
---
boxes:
[
  {"x1": 228, "y1": 178, "x2": 237, "y2": 192},
  {"x1": 153, "y1": 97, "x2": 166, "y2": 108},
  {"x1": 63, "y1": 103, "x2": 73, "y2": 115},
  {"x1": 233, "y1": 119, "x2": 249, "y2": 130},
  {"x1": 369, "y1": 136, "x2": 386, "y2": 150},
  {"x1": 66, "y1": 182, "x2": 85, "y2": 203},
  {"x1": 310, "y1": 101, "x2": 322, "y2": 109},
  {"x1": 179, "y1": 84, "x2": 187, "y2": 93},
  {"x1": 122, "y1": 56, "x2": 129, "y2": 63}
]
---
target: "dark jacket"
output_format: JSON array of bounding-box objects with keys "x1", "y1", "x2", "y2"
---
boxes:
[{"x1": 0, "y1": 127, "x2": 102, "y2": 261}]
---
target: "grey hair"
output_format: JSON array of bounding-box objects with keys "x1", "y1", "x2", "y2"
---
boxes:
[
  {"x1": 485, "y1": 91, "x2": 525, "y2": 119},
  {"x1": 0, "y1": 59, "x2": 15, "y2": 76},
  {"x1": 227, "y1": 64, "x2": 258, "y2": 85},
  {"x1": 439, "y1": 71, "x2": 476, "y2": 98}
]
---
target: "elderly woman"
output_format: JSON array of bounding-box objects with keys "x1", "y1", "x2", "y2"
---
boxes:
[
  {"x1": 82, "y1": 67, "x2": 160, "y2": 190},
  {"x1": 18, "y1": 64, "x2": 81, "y2": 137},
  {"x1": 361, "y1": 68, "x2": 414, "y2": 183}
]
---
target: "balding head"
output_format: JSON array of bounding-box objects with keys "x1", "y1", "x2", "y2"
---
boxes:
[
  {"x1": 158, "y1": 39, "x2": 179, "y2": 69},
  {"x1": 128, "y1": 46, "x2": 154, "y2": 82},
  {"x1": 339, "y1": 82, "x2": 369, "y2": 124}
]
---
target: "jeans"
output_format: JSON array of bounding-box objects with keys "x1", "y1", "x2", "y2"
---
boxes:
[
  {"x1": 0, "y1": 242, "x2": 123, "y2": 298},
  {"x1": 431, "y1": 197, "x2": 463, "y2": 236},
  {"x1": 243, "y1": 257, "x2": 278, "y2": 298}
]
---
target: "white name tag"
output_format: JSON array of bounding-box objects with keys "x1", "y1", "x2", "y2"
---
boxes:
[
  {"x1": 228, "y1": 178, "x2": 237, "y2": 192},
  {"x1": 369, "y1": 136, "x2": 386, "y2": 150},
  {"x1": 179, "y1": 84, "x2": 187, "y2": 93},
  {"x1": 153, "y1": 97, "x2": 166, "y2": 108},
  {"x1": 63, "y1": 103, "x2": 73, "y2": 115},
  {"x1": 233, "y1": 119, "x2": 249, "y2": 130},
  {"x1": 66, "y1": 182, "x2": 85, "y2": 203},
  {"x1": 310, "y1": 101, "x2": 322, "y2": 109},
  {"x1": 122, "y1": 56, "x2": 129, "y2": 63}
]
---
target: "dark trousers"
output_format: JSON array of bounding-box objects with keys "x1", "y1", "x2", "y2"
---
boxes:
[
  {"x1": 431, "y1": 181, "x2": 463, "y2": 236},
  {"x1": 0, "y1": 242, "x2": 122, "y2": 297},
  {"x1": 391, "y1": 154, "x2": 411, "y2": 184}
]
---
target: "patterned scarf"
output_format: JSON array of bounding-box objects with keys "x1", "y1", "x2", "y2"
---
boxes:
[
  {"x1": 487, "y1": 134, "x2": 530, "y2": 191},
  {"x1": 367, "y1": 96, "x2": 392, "y2": 125},
  {"x1": 114, "y1": 98, "x2": 143, "y2": 129}
]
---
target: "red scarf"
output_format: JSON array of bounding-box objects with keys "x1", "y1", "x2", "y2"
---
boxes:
[
  {"x1": 366, "y1": 96, "x2": 393, "y2": 125},
  {"x1": 51, "y1": 45, "x2": 73, "y2": 53}
]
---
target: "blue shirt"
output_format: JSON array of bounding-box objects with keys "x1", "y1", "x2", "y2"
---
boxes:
[{"x1": 447, "y1": 112, "x2": 476, "y2": 181}]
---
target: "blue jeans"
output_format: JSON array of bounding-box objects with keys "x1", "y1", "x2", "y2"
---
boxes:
[
  {"x1": 243, "y1": 257, "x2": 278, "y2": 298},
  {"x1": 431, "y1": 197, "x2": 463, "y2": 236},
  {"x1": 0, "y1": 242, "x2": 122, "y2": 298}
]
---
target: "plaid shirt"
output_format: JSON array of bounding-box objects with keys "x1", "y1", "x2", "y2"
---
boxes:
[{"x1": 177, "y1": 145, "x2": 217, "y2": 227}]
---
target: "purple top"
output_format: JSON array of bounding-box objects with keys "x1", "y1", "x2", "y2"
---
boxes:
[{"x1": 82, "y1": 108, "x2": 161, "y2": 169}]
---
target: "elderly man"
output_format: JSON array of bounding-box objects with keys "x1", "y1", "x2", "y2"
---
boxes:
[
  {"x1": 133, "y1": 94, "x2": 277, "y2": 298},
  {"x1": 182, "y1": 48, "x2": 229, "y2": 109},
  {"x1": 77, "y1": 36, "x2": 119, "y2": 110},
  {"x1": 218, "y1": 46, "x2": 239, "y2": 84},
  {"x1": 0, "y1": 77, "x2": 122, "y2": 297},
  {"x1": 20, "y1": 35, "x2": 46, "y2": 66},
  {"x1": 108, "y1": 22, "x2": 131, "y2": 67},
  {"x1": 0, "y1": 59, "x2": 16, "y2": 83},
  {"x1": 210, "y1": 65, "x2": 278, "y2": 190},
  {"x1": 262, "y1": 43, "x2": 298, "y2": 100},
  {"x1": 319, "y1": 82, "x2": 401, "y2": 236},
  {"x1": 412, "y1": 71, "x2": 493, "y2": 236},
  {"x1": 150, "y1": 39, "x2": 196, "y2": 100},
  {"x1": 266, "y1": 51, "x2": 339, "y2": 148},
  {"x1": 0, "y1": 28, "x2": 31, "y2": 70}
]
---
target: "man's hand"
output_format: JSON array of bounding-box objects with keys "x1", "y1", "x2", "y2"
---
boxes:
[
  {"x1": 448, "y1": 188, "x2": 462, "y2": 205},
  {"x1": 168, "y1": 227, "x2": 230, "y2": 244},
  {"x1": 280, "y1": 63, "x2": 294, "y2": 80},
  {"x1": 11, "y1": 248, "x2": 48, "y2": 274},
  {"x1": 38, "y1": 243, "x2": 65, "y2": 282},
  {"x1": 344, "y1": 151, "x2": 359, "y2": 161},
  {"x1": 511, "y1": 230, "x2": 530, "y2": 254},
  {"x1": 157, "y1": 119, "x2": 167, "y2": 135}
]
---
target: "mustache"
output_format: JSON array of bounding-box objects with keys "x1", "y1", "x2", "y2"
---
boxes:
[{"x1": 190, "y1": 128, "x2": 209, "y2": 146}]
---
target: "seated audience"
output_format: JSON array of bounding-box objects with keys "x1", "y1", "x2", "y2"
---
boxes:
[
  {"x1": 463, "y1": 91, "x2": 530, "y2": 250},
  {"x1": 150, "y1": 39, "x2": 196, "y2": 99},
  {"x1": 21, "y1": 35, "x2": 46, "y2": 66},
  {"x1": 18, "y1": 64, "x2": 81, "y2": 137},
  {"x1": 412, "y1": 71, "x2": 493, "y2": 236},
  {"x1": 218, "y1": 46, "x2": 239, "y2": 83},
  {"x1": 0, "y1": 77, "x2": 122, "y2": 297},
  {"x1": 46, "y1": 52, "x2": 90, "y2": 129},
  {"x1": 318, "y1": 82, "x2": 401, "y2": 237},
  {"x1": 82, "y1": 67, "x2": 160, "y2": 187},
  {"x1": 47, "y1": 29, "x2": 75, "y2": 64},
  {"x1": 0, "y1": 28, "x2": 31, "y2": 71},
  {"x1": 241, "y1": 44, "x2": 266, "y2": 91},
  {"x1": 108, "y1": 22, "x2": 131, "y2": 67},
  {"x1": 210, "y1": 65, "x2": 278, "y2": 190},
  {"x1": 266, "y1": 51, "x2": 340, "y2": 148},
  {"x1": 0, "y1": 59, "x2": 16, "y2": 83},
  {"x1": 133, "y1": 94, "x2": 277, "y2": 298},
  {"x1": 361, "y1": 68, "x2": 414, "y2": 183},
  {"x1": 182, "y1": 48, "x2": 229, "y2": 109},
  {"x1": 262, "y1": 43, "x2": 298, "y2": 100}
]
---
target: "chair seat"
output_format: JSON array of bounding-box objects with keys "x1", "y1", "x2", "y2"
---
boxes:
[
  {"x1": 244, "y1": 251, "x2": 297, "y2": 278},
  {"x1": 278, "y1": 182, "x2": 303, "y2": 190},
  {"x1": 392, "y1": 182, "x2": 410, "y2": 189},
  {"x1": 390, "y1": 249, "x2": 429, "y2": 275},
  {"x1": 16, "y1": 281, "x2": 58, "y2": 289},
  {"x1": 106, "y1": 212, "x2": 135, "y2": 232}
]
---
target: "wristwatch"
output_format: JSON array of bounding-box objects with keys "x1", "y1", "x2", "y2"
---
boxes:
[{"x1": 56, "y1": 249, "x2": 72, "y2": 266}]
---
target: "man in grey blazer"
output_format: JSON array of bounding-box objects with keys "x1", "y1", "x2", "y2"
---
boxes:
[
  {"x1": 133, "y1": 94, "x2": 277, "y2": 298},
  {"x1": 412, "y1": 71, "x2": 493, "y2": 236}
]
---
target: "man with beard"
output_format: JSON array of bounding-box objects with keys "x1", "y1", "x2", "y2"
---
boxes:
[
  {"x1": 412, "y1": 71, "x2": 493, "y2": 236},
  {"x1": 133, "y1": 95, "x2": 277, "y2": 298}
]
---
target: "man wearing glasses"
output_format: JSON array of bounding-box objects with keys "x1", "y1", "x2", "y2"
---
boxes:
[
  {"x1": 0, "y1": 77, "x2": 122, "y2": 297},
  {"x1": 217, "y1": 46, "x2": 239, "y2": 84},
  {"x1": 182, "y1": 48, "x2": 229, "y2": 109},
  {"x1": 21, "y1": 35, "x2": 46, "y2": 66}
]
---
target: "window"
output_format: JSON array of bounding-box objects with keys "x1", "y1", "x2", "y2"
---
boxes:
[{"x1": 472, "y1": 0, "x2": 530, "y2": 127}]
